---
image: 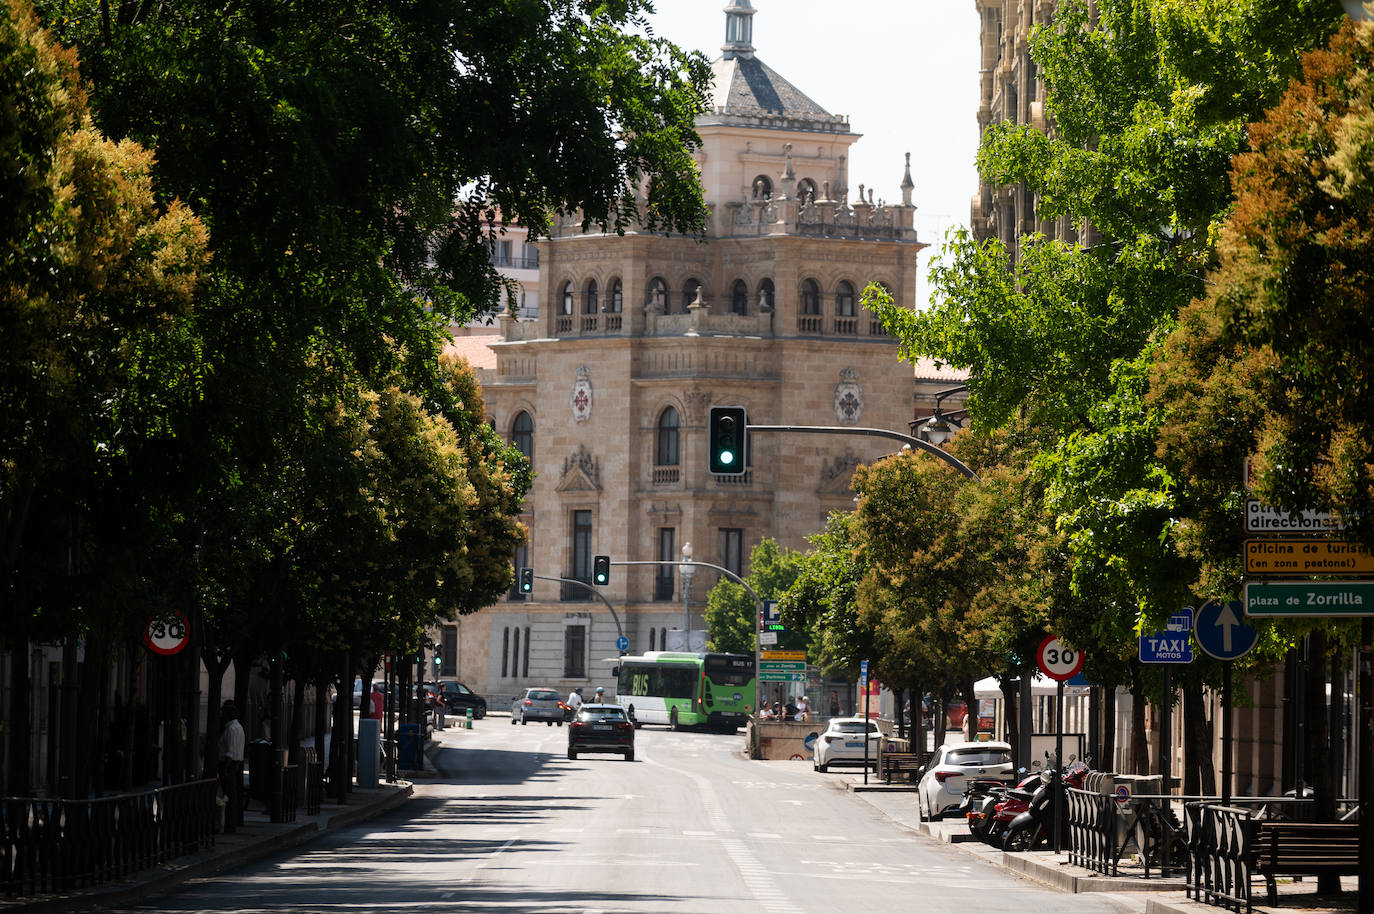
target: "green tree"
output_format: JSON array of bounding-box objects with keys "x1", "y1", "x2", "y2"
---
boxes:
[{"x1": 704, "y1": 538, "x2": 805, "y2": 655}]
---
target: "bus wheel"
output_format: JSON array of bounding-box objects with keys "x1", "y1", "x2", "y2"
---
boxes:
[{"x1": 670, "y1": 708, "x2": 681, "y2": 731}]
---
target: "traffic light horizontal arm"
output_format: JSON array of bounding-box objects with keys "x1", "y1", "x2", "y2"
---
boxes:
[
  {"x1": 745, "y1": 424, "x2": 981, "y2": 480},
  {"x1": 530, "y1": 573, "x2": 624, "y2": 648}
]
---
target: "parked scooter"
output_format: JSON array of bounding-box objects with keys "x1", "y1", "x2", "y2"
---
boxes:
[
  {"x1": 1001, "y1": 760, "x2": 1089, "y2": 851},
  {"x1": 982, "y1": 772, "x2": 1043, "y2": 846},
  {"x1": 961, "y1": 776, "x2": 1013, "y2": 841}
]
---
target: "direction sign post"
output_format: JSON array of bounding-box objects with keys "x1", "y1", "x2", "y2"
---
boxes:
[
  {"x1": 861, "y1": 660, "x2": 871, "y2": 785},
  {"x1": 1245, "y1": 581, "x2": 1374, "y2": 617},
  {"x1": 1036, "y1": 636, "x2": 1081, "y2": 854}
]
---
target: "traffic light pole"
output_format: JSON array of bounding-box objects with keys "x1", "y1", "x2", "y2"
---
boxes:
[
  {"x1": 532, "y1": 574, "x2": 626, "y2": 650},
  {"x1": 614, "y1": 560, "x2": 765, "y2": 715},
  {"x1": 745, "y1": 424, "x2": 981, "y2": 481}
]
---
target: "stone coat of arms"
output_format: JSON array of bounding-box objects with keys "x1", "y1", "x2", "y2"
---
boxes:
[
  {"x1": 834, "y1": 368, "x2": 863, "y2": 424},
  {"x1": 571, "y1": 366, "x2": 592, "y2": 423}
]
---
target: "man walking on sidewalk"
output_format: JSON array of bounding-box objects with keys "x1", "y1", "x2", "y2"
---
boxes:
[{"x1": 220, "y1": 701, "x2": 246, "y2": 833}]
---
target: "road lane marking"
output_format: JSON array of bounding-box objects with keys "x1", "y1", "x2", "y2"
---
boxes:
[{"x1": 459, "y1": 834, "x2": 520, "y2": 884}]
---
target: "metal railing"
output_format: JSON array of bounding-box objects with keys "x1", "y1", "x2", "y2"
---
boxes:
[
  {"x1": 1, "y1": 779, "x2": 216, "y2": 896},
  {"x1": 652, "y1": 466, "x2": 680, "y2": 486}
]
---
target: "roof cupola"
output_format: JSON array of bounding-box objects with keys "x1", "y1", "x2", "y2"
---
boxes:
[{"x1": 722, "y1": 0, "x2": 756, "y2": 60}]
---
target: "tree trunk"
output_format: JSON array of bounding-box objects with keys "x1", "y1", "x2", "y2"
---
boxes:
[
  {"x1": 961, "y1": 676, "x2": 977, "y2": 743},
  {"x1": 1102, "y1": 685, "x2": 1117, "y2": 772},
  {"x1": 910, "y1": 680, "x2": 924, "y2": 756},
  {"x1": 203, "y1": 650, "x2": 230, "y2": 778},
  {"x1": 1183, "y1": 669, "x2": 1215, "y2": 796},
  {"x1": 933, "y1": 690, "x2": 948, "y2": 748},
  {"x1": 289, "y1": 673, "x2": 306, "y2": 759},
  {"x1": 1130, "y1": 669, "x2": 1149, "y2": 775},
  {"x1": 10, "y1": 644, "x2": 31, "y2": 796},
  {"x1": 1001, "y1": 679, "x2": 1018, "y2": 766}
]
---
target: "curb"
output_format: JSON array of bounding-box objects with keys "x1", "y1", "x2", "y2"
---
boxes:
[{"x1": 2, "y1": 783, "x2": 414, "y2": 914}]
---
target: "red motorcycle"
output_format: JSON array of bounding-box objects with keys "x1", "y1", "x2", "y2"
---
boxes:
[{"x1": 970, "y1": 770, "x2": 1042, "y2": 846}]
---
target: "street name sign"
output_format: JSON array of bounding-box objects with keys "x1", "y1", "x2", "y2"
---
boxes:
[
  {"x1": 1245, "y1": 581, "x2": 1374, "y2": 617},
  {"x1": 759, "y1": 661, "x2": 805, "y2": 672},
  {"x1": 1244, "y1": 539, "x2": 1374, "y2": 575},
  {"x1": 1140, "y1": 609, "x2": 1194, "y2": 664},
  {"x1": 1244, "y1": 500, "x2": 1347, "y2": 533},
  {"x1": 759, "y1": 672, "x2": 803, "y2": 683},
  {"x1": 1193, "y1": 600, "x2": 1258, "y2": 661}
]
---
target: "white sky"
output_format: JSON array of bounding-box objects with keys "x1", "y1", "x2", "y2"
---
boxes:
[{"x1": 645, "y1": 1, "x2": 983, "y2": 310}]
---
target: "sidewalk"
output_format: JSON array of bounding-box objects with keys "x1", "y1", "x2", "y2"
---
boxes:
[
  {"x1": 832, "y1": 775, "x2": 1362, "y2": 914},
  {"x1": 0, "y1": 772, "x2": 418, "y2": 914}
]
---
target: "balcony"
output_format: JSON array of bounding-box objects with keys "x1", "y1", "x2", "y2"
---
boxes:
[
  {"x1": 652, "y1": 466, "x2": 680, "y2": 487},
  {"x1": 491, "y1": 254, "x2": 540, "y2": 270},
  {"x1": 713, "y1": 470, "x2": 753, "y2": 487},
  {"x1": 797, "y1": 315, "x2": 823, "y2": 334},
  {"x1": 833, "y1": 317, "x2": 857, "y2": 335}
]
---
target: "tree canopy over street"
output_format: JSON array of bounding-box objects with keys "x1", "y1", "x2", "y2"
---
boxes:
[{"x1": 5, "y1": 0, "x2": 714, "y2": 794}]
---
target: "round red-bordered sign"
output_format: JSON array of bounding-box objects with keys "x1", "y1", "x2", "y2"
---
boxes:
[
  {"x1": 1037, "y1": 635, "x2": 1084, "y2": 681},
  {"x1": 144, "y1": 612, "x2": 190, "y2": 656}
]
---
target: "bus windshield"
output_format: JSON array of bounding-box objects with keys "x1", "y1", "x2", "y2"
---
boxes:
[{"x1": 704, "y1": 653, "x2": 753, "y2": 686}]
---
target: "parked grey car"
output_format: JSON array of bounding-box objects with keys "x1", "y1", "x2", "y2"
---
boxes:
[{"x1": 511, "y1": 688, "x2": 566, "y2": 726}]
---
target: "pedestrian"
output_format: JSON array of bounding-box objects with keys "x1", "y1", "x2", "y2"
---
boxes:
[
  {"x1": 219, "y1": 701, "x2": 245, "y2": 833},
  {"x1": 784, "y1": 697, "x2": 798, "y2": 721},
  {"x1": 828, "y1": 689, "x2": 841, "y2": 718},
  {"x1": 758, "y1": 703, "x2": 775, "y2": 720},
  {"x1": 795, "y1": 695, "x2": 812, "y2": 721}
]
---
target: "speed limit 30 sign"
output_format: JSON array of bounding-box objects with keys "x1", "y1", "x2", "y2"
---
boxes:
[
  {"x1": 1037, "y1": 635, "x2": 1084, "y2": 681},
  {"x1": 144, "y1": 612, "x2": 191, "y2": 656}
]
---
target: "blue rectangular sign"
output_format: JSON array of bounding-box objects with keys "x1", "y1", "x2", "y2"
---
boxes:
[
  {"x1": 859, "y1": 659, "x2": 869, "y2": 691},
  {"x1": 1139, "y1": 610, "x2": 1195, "y2": 664}
]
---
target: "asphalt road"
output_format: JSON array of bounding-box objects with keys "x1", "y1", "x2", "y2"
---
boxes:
[{"x1": 105, "y1": 716, "x2": 1143, "y2": 913}]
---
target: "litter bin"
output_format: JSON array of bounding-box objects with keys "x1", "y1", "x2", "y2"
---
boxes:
[
  {"x1": 247, "y1": 739, "x2": 275, "y2": 805},
  {"x1": 397, "y1": 723, "x2": 422, "y2": 771}
]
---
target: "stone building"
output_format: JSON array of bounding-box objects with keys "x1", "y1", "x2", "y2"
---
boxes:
[{"x1": 439, "y1": 0, "x2": 964, "y2": 703}]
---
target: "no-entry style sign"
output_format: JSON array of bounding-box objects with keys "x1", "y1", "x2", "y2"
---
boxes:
[
  {"x1": 1037, "y1": 636, "x2": 1085, "y2": 681},
  {"x1": 144, "y1": 612, "x2": 190, "y2": 656}
]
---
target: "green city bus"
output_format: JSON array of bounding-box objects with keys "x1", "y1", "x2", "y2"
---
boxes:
[{"x1": 614, "y1": 652, "x2": 756, "y2": 731}]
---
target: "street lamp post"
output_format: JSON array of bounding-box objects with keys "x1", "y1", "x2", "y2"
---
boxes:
[{"x1": 679, "y1": 542, "x2": 695, "y2": 642}]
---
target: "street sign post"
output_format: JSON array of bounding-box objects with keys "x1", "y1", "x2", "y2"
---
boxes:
[
  {"x1": 1245, "y1": 581, "x2": 1374, "y2": 617},
  {"x1": 1139, "y1": 610, "x2": 1195, "y2": 664},
  {"x1": 1245, "y1": 539, "x2": 1374, "y2": 575}
]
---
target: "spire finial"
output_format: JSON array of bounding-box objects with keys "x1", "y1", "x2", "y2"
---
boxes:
[
  {"x1": 901, "y1": 151, "x2": 915, "y2": 206},
  {"x1": 722, "y1": 0, "x2": 756, "y2": 60}
]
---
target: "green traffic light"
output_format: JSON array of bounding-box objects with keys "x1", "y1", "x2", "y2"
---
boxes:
[{"x1": 720, "y1": 451, "x2": 734, "y2": 465}]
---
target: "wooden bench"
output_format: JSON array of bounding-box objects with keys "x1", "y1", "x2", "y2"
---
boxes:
[
  {"x1": 881, "y1": 752, "x2": 928, "y2": 785},
  {"x1": 1253, "y1": 821, "x2": 1360, "y2": 905}
]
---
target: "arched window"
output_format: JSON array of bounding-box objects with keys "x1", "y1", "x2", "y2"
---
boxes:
[
  {"x1": 656, "y1": 407, "x2": 680, "y2": 466},
  {"x1": 835, "y1": 280, "x2": 856, "y2": 317},
  {"x1": 682, "y1": 279, "x2": 702, "y2": 313},
  {"x1": 584, "y1": 279, "x2": 599, "y2": 314},
  {"x1": 609, "y1": 278, "x2": 623, "y2": 313},
  {"x1": 561, "y1": 281, "x2": 574, "y2": 315},
  {"x1": 758, "y1": 278, "x2": 775, "y2": 312},
  {"x1": 512, "y1": 411, "x2": 533, "y2": 460},
  {"x1": 751, "y1": 175, "x2": 773, "y2": 200},
  {"x1": 800, "y1": 279, "x2": 821, "y2": 315},
  {"x1": 731, "y1": 279, "x2": 749, "y2": 316},
  {"x1": 647, "y1": 277, "x2": 667, "y2": 311},
  {"x1": 797, "y1": 178, "x2": 818, "y2": 204}
]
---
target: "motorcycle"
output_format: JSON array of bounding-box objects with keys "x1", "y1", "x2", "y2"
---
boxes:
[
  {"x1": 981, "y1": 771, "x2": 1043, "y2": 846},
  {"x1": 1001, "y1": 760, "x2": 1089, "y2": 851},
  {"x1": 960, "y1": 776, "x2": 1013, "y2": 841}
]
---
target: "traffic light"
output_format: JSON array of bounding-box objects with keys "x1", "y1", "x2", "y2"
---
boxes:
[
  {"x1": 519, "y1": 566, "x2": 534, "y2": 593},
  {"x1": 593, "y1": 555, "x2": 610, "y2": 586},
  {"x1": 708, "y1": 405, "x2": 747, "y2": 475}
]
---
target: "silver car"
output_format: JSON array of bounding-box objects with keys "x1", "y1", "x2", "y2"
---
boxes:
[{"x1": 511, "y1": 688, "x2": 566, "y2": 726}]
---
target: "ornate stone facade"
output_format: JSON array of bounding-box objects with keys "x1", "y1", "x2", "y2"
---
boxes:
[{"x1": 445, "y1": 1, "x2": 965, "y2": 700}]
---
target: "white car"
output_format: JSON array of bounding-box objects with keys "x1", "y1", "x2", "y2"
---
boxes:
[
  {"x1": 812, "y1": 717, "x2": 884, "y2": 772},
  {"x1": 918, "y1": 740, "x2": 1014, "y2": 820}
]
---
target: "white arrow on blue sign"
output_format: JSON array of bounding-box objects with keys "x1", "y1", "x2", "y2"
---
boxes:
[
  {"x1": 616, "y1": 635, "x2": 630, "y2": 652},
  {"x1": 1193, "y1": 599, "x2": 1258, "y2": 661},
  {"x1": 1139, "y1": 609, "x2": 1195, "y2": 664}
]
